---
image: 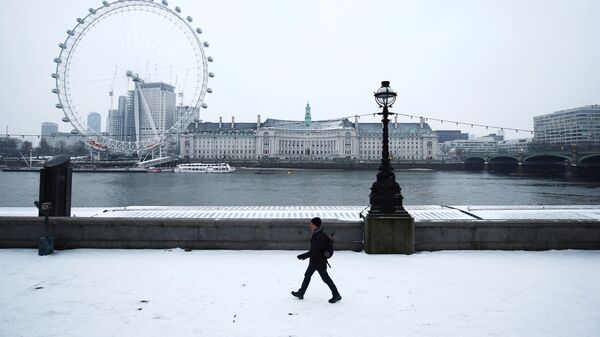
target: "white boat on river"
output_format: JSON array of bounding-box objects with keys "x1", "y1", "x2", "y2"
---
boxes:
[{"x1": 174, "y1": 163, "x2": 235, "y2": 173}]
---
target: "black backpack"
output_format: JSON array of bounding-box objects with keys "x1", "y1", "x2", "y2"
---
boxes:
[{"x1": 323, "y1": 233, "x2": 335, "y2": 259}]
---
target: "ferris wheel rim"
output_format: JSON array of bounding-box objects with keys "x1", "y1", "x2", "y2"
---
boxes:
[{"x1": 53, "y1": 0, "x2": 211, "y2": 153}]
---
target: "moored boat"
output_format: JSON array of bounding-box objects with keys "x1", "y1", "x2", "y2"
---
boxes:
[{"x1": 174, "y1": 163, "x2": 235, "y2": 173}]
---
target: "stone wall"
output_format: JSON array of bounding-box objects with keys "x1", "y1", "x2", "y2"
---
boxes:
[
  {"x1": 1, "y1": 217, "x2": 599, "y2": 251},
  {"x1": 415, "y1": 220, "x2": 600, "y2": 251},
  {"x1": 0, "y1": 217, "x2": 364, "y2": 251}
]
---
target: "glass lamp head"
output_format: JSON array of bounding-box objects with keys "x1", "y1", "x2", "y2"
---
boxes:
[{"x1": 374, "y1": 81, "x2": 397, "y2": 107}]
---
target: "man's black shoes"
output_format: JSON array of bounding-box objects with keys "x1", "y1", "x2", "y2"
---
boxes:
[
  {"x1": 291, "y1": 291, "x2": 304, "y2": 300},
  {"x1": 328, "y1": 294, "x2": 342, "y2": 303}
]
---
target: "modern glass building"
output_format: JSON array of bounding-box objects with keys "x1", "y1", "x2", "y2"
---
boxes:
[{"x1": 534, "y1": 105, "x2": 600, "y2": 144}]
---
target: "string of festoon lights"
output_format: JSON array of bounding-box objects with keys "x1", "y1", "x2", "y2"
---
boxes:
[
  {"x1": 389, "y1": 112, "x2": 533, "y2": 135},
  {"x1": 1, "y1": 111, "x2": 533, "y2": 139}
]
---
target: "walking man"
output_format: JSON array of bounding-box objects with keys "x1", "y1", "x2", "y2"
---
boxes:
[{"x1": 292, "y1": 217, "x2": 342, "y2": 303}]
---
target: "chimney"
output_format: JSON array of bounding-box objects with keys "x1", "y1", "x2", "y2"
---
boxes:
[
  {"x1": 219, "y1": 116, "x2": 222, "y2": 129},
  {"x1": 257, "y1": 114, "x2": 261, "y2": 129},
  {"x1": 394, "y1": 115, "x2": 398, "y2": 129},
  {"x1": 231, "y1": 116, "x2": 235, "y2": 129},
  {"x1": 354, "y1": 115, "x2": 359, "y2": 129},
  {"x1": 420, "y1": 117, "x2": 424, "y2": 129}
]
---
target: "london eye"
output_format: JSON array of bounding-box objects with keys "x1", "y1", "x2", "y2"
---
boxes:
[{"x1": 52, "y1": 0, "x2": 213, "y2": 153}]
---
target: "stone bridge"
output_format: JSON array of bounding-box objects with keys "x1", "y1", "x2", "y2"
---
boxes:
[{"x1": 462, "y1": 151, "x2": 600, "y2": 177}]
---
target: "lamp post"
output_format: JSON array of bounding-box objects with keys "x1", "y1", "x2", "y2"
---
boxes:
[
  {"x1": 364, "y1": 81, "x2": 414, "y2": 254},
  {"x1": 369, "y1": 81, "x2": 409, "y2": 216}
]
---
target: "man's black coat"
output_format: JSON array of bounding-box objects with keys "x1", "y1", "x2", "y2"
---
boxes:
[{"x1": 297, "y1": 227, "x2": 328, "y2": 270}]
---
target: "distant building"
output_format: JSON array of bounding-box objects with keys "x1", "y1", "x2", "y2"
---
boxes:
[
  {"x1": 175, "y1": 105, "x2": 200, "y2": 129},
  {"x1": 180, "y1": 110, "x2": 439, "y2": 161},
  {"x1": 87, "y1": 112, "x2": 102, "y2": 134},
  {"x1": 41, "y1": 122, "x2": 58, "y2": 139},
  {"x1": 478, "y1": 132, "x2": 504, "y2": 142},
  {"x1": 534, "y1": 105, "x2": 600, "y2": 145},
  {"x1": 108, "y1": 96, "x2": 127, "y2": 141},
  {"x1": 126, "y1": 82, "x2": 176, "y2": 143},
  {"x1": 435, "y1": 130, "x2": 468, "y2": 143},
  {"x1": 498, "y1": 138, "x2": 533, "y2": 154},
  {"x1": 443, "y1": 139, "x2": 498, "y2": 158}
]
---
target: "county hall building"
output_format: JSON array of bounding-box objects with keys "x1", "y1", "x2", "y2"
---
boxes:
[{"x1": 179, "y1": 103, "x2": 439, "y2": 161}]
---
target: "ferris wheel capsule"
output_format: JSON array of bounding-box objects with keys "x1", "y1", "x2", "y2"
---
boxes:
[
  {"x1": 201, "y1": 103, "x2": 208, "y2": 109},
  {"x1": 102, "y1": 1, "x2": 110, "y2": 6},
  {"x1": 58, "y1": 43, "x2": 67, "y2": 49},
  {"x1": 89, "y1": 8, "x2": 97, "y2": 14},
  {"x1": 196, "y1": 28, "x2": 202, "y2": 34},
  {"x1": 187, "y1": 16, "x2": 193, "y2": 23},
  {"x1": 62, "y1": 117, "x2": 70, "y2": 122},
  {"x1": 52, "y1": 89, "x2": 59, "y2": 94},
  {"x1": 51, "y1": 73, "x2": 58, "y2": 79},
  {"x1": 77, "y1": 18, "x2": 85, "y2": 24},
  {"x1": 207, "y1": 88, "x2": 213, "y2": 93},
  {"x1": 175, "y1": 6, "x2": 181, "y2": 13},
  {"x1": 53, "y1": 58, "x2": 62, "y2": 64},
  {"x1": 56, "y1": 103, "x2": 64, "y2": 109},
  {"x1": 162, "y1": 0, "x2": 168, "y2": 6},
  {"x1": 66, "y1": 30, "x2": 75, "y2": 36},
  {"x1": 208, "y1": 72, "x2": 214, "y2": 78},
  {"x1": 207, "y1": 56, "x2": 213, "y2": 62},
  {"x1": 203, "y1": 42, "x2": 209, "y2": 48}
]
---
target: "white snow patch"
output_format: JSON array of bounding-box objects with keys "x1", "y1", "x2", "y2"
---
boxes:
[{"x1": 1, "y1": 249, "x2": 599, "y2": 337}]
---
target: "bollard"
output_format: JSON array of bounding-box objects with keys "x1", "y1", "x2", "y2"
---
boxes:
[{"x1": 34, "y1": 201, "x2": 54, "y2": 256}]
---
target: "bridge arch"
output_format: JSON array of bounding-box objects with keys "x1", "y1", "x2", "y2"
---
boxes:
[
  {"x1": 464, "y1": 157, "x2": 485, "y2": 171},
  {"x1": 523, "y1": 155, "x2": 570, "y2": 176},
  {"x1": 579, "y1": 153, "x2": 600, "y2": 163},
  {"x1": 578, "y1": 154, "x2": 600, "y2": 178},
  {"x1": 488, "y1": 156, "x2": 519, "y2": 174}
]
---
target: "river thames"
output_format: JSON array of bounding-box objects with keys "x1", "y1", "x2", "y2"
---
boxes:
[{"x1": 1, "y1": 169, "x2": 599, "y2": 207}]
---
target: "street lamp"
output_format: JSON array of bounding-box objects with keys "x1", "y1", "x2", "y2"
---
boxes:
[{"x1": 369, "y1": 81, "x2": 410, "y2": 216}]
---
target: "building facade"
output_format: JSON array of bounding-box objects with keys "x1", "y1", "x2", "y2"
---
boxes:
[
  {"x1": 497, "y1": 138, "x2": 533, "y2": 154},
  {"x1": 87, "y1": 112, "x2": 101, "y2": 134},
  {"x1": 107, "y1": 96, "x2": 127, "y2": 141},
  {"x1": 435, "y1": 130, "x2": 468, "y2": 143},
  {"x1": 41, "y1": 122, "x2": 58, "y2": 139},
  {"x1": 180, "y1": 112, "x2": 439, "y2": 161},
  {"x1": 534, "y1": 105, "x2": 600, "y2": 144},
  {"x1": 118, "y1": 82, "x2": 176, "y2": 142},
  {"x1": 443, "y1": 139, "x2": 498, "y2": 158}
]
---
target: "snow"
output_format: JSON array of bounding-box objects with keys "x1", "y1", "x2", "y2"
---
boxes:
[{"x1": 1, "y1": 249, "x2": 599, "y2": 337}]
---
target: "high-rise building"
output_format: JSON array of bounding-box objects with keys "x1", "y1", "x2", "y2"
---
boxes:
[
  {"x1": 108, "y1": 96, "x2": 127, "y2": 141},
  {"x1": 534, "y1": 105, "x2": 600, "y2": 144},
  {"x1": 41, "y1": 122, "x2": 58, "y2": 139},
  {"x1": 87, "y1": 112, "x2": 101, "y2": 133},
  {"x1": 127, "y1": 82, "x2": 176, "y2": 142}
]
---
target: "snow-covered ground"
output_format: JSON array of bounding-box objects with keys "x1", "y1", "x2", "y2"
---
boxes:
[{"x1": 1, "y1": 249, "x2": 599, "y2": 337}]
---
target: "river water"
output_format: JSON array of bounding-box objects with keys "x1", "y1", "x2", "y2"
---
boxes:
[{"x1": 0, "y1": 169, "x2": 599, "y2": 207}]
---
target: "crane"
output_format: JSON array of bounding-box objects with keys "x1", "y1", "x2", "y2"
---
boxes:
[
  {"x1": 109, "y1": 66, "x2": 118, "y2": 110},
  {"x1": 177, "y1": 68, "x2": 190, "y2": 106}
]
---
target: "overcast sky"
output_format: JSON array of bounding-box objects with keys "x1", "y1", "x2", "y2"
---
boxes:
[{"x1": 1, "y1": 0, "x2": 599, "y2": 139}]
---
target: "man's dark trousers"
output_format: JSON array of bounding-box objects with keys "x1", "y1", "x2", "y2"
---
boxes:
[{"x1": 299, "y1": 264, "x2": 339, "y2": 296}]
